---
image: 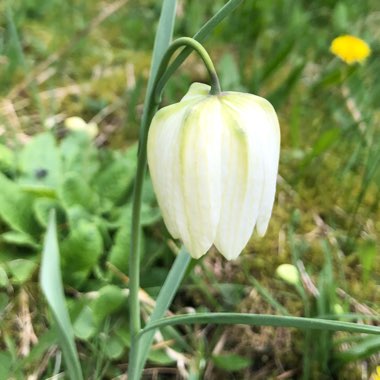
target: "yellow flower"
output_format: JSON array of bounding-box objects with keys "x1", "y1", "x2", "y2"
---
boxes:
[
  {"x1": 330, "y1": 35, "x2": 371, "y2": 64},
  {"x1": 371, "y1": 365, "x2": 380, "y2": 380}
]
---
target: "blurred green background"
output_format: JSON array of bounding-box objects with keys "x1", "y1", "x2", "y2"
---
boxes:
[{"x1": 0, "y1": 0, "x2": 379, "y2": 379}]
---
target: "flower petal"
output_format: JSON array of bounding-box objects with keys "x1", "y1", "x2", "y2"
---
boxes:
[
  {"x1": 181, "y1": 82, "x2": 211, "y2": 102},
  {"x1": 213, "y1": 98, "x2": 261, "y2": 260},
  {"x1": 148, "y1": 101, "x2": 190, "y2": 239},
  {"x1": 177, "y1": 98, "x2": 222, "y2": 258},
  {"x1": 252, "y1": 96, "x2": 280, "y2": 236},
  {"x1": 214, "y1": 93, "x2": 280, "y2": 259}
]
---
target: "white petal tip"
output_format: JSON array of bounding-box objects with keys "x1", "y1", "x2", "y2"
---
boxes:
[{"x1": 256, "y1": 220, "x2": 270, "y2": 237}]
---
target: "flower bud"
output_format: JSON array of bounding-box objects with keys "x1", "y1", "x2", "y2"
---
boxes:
[
  {"x1": 276, "y1": 264, "x2": 300, "y2": 286},
  {"x1": 64, "y1": 116, "x2": 98, "y2": 138},
  {"x1": 147, "y1": 83, "x2": 280, "y2": 260}
]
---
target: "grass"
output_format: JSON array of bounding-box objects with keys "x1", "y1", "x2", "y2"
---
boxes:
[{"x1": 0, "y1": 0, "x2": 379, "y2": 379}]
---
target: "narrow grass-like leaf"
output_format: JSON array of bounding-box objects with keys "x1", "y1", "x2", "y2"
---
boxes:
[
  {"x1": 5, "y1": 0, "x2": 43, "y2": 117},
  {"x1": 145, "y1": 0, "x2": 177, "y2": 98},
  {"x1": 137, "y1": 247, "x2": 191, "y2": 376},
  {"x1": 40, "y1": 211, "x2": 83, "y2": 380},
  {"x1": 242, "y1": 266, "x2": 289, "y2": 315},
  {"x1": 139, "y1": 313, "x2": 380, "y2": 338},
  {"x1": 129, "y1": 2, "x2": 178, "y2": 379},
  {"x1": 335, "y1": 335, "x2": 380, "y2": 364},
  {"x1": 260, "y1": 39, "x2": 295, "y2": 83},
  {"x1": 268, "y1": 62, "x2": 305, "y2": 108},
  {"x1": 336, "y1": 336, "x2": 380, "y2": 366}
]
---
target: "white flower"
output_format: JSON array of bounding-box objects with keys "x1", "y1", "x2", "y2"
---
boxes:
[{"x1": 147, "y1": 83, "x2": 280, "y2": 260}]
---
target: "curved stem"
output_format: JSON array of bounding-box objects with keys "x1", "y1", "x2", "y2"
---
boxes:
[{"x1": 153, "y1": 37, "x2": 222, "y2": 102}]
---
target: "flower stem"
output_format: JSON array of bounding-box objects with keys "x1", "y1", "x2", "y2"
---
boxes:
[
  {"x1": 128, "y1": 105, "x2": 156, "y2": 380},
  {"x1": 154, "y1": 37, "x2": 222, "y2": 101}
]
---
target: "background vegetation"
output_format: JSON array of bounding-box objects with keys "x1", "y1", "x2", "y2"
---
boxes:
[{"x1": 0, "y1": 0, "x2": 379, "y2": 379}]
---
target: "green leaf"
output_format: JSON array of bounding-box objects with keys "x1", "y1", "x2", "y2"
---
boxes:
[
  {"x1": 311, "y1": 128, "x2": 341, "y2": 157},
  {"x1": 116, "y1": 203, "x2": 160, "y2": 229},
  {"x1": 0, "y1": 266, "x2": 9, "y2": 287},
  {"x1": 40, "y1": 211, "x2": 83, "y2": 380},
  {"x1": 18, "y1": 132, "x2": 61, "y2": 189},
  {"x1": 103, "y1": 334, "x2": 125, "y2": 359},
  {"x1": 336, "y1": 336, "x2": 380, "y2": 364},
  {"x1": 108, "y1": 221, "x2": 132, "y2": 273},
  {"x1": 93, "y1": 145, "x2": 137, "y2": 204},
  {"x1": 60, "y1": 131, "x2": 99, "y2": 180},
  {"x1": 7, "y1": 259, "x2": 37, "y2": 284},
  {"x1": 268, "y1": 62, "x2": 305, "y2": 108},
  {"x1": 33, "y1": 198, "x2": 63, "y2": 227},
  {"x1": 92, "y1": 285, "x2": 125, "y2": 324},
  {"x1": 137, "y1": 248, "x2": 191, "y2": 376},
  {"x1": 0, "y1": 352, "x2": 12, "y2": 380},
  {"x1": 212, "y1": 354, "x2": 251, "y2": 371},
  {"x1": 0, "y1": 144, "x2": 15, "y2": 173},
  {"x1": 1, "y1": 230, "x2": 38, "y2": 248},
  {"x1": 0, "y1": 172, "x2": 39, "y2": 236},
  {"x1": 148, "y1": 349, "x2": 175, "y2": 365},
  {"x1": 144, "y1": 0, "x2": 177, "y2": 101},
  {"x1": 218, "y1": 53, "x2": 244, "y2": 91},
  {"x1": 109, "y1": 206, "x2": 148, "y2": 273},
  {"x1": 61, "y1": 219, "x2": 103, "y2": 286},
  {"x1": 60, "y1": 172, "x2": 99, "y2": 212},
  {"x1": 140, "y1": 203, "x2": 161, "y2": 226},
  {"x1": 0, "y1": 292, "x2": 9, "y2": 313},
  {"x1": 301, "y1": 128, "x2": 341, "y2": 167},
  {"x1": 65, "y1": 206, "x2": 92, "y2": 229},
  {"x1": 74, "y1": 305, "x2": 97, "y2": 340},
  {"x1": 357, "y1": 240, "x2": 377, "y2": 283},
  {"x1": 140, "y1": 313, "x2": 380, "y2": 338},
  {"x1": 115, "y1": 323, "x2": 131, "y2": 347},
  {"x1": 332, "y1": 2, "x2": 349, "y2": 30},
  {"x1": 259, "y1": 39, "x2": 295, "y2": 83}
]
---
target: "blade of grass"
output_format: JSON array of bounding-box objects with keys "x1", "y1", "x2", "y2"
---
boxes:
[
  {"x1": 137, "y1": 247, "x2": 191, "y2": 376},
  {"x1": 5, "y1": 0, "x2": 44, "y2": 120},
  {"x1": 260, "y1": 39, "x2": 295, "y2": 83},
  {"x1": 129, "y1": 1, "x2": 178, "y2": 379},
  {"x1": 334, "y1": 335, "x2": 380, "y2": 364},
  {"x1": 139, "y1": 313, "x2": 380, "y2": 338},
  {"x1": 242, "y1": 266, "x2": 290, "y2": 316},
  {"x1": 144, "y1": 0, "x2": 177, "y2": 101},
  {"x1": 40, "y1": 211, "x2": 83, "y2": 380}
]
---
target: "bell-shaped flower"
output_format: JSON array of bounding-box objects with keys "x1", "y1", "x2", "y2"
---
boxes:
[{"x1": 147, "y1": 83, "x2": 280, "y2": 260}]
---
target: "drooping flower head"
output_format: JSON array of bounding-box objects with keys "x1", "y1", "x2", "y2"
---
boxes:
[
  {"x1": 147, "y1": 83, "x2": 280, "y2": 260},
  {"x1": 330, "y1": 35, "x2": 371, "y2": 64}
]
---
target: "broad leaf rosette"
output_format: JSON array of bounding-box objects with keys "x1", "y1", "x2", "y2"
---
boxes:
[{"x1": 147, "y1": 83, "x2": 280, "y2": 260}]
